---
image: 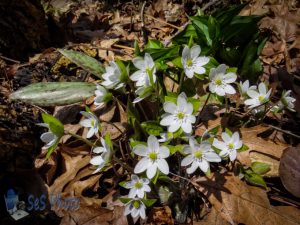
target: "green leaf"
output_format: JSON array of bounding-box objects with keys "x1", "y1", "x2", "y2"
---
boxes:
[
  {"x1": 172, "y1": 57, "x2": 183, "y2": 69},
  {"x1": 224, "y1": 128, "x2": 233, "y2": 136},
  {"x1": 167, "y1": 144, "x2": 184, "y2": 154},
  {"x1": 190, "y1": 16, "x2": 212, "y2": 46},
  {"x1": 214, "y1": 3, "x2": 247, "y2": 27},
  {"x1": 119, "y1": 181, "x2": 127, "y2": 188},
  {"x1": 10, "y1": 82, "x2": 96, "y2": 106},
  {"x1": 115, "y1": 59, "x2": 128, "y2": 82},
  {"x1": 251, "y1": 162, "x2": 271, "y2": 175},
  {"x1": 141, "y1": 121, "x2": 164, "y2": 136},
  {"x1": 171, "y1": 128, "x2": 183, "y2": 138},
  {"x1": 141, "y1": 198, "x2": 157, "y2": 207},
  {"x1": 104, "y1": 133, "x2": 113, "y2": 151},
  {"x1": 58, "y1": 49, "x2": 104, "y2": 78},
  {"x1": 237, "y1": 144, "x2": 249, "y2": 152},
  {"x1": 119, "y1": 198, "x2": 132, "y2": 204},
  {"x1": 134, "y1": 40, "x2": 141, "y2": 56},
  {"x1": 45, "y1": 140, "x2": 60, "y2": 159},
  {"x1": 244, "y1": 171, "x2": 267, "y2": 188},
  {"x1": 42, "y1": 113, "x2": 64, "y2": 137},
  {"x1": 130, "y1": 140, "x2": 146, "y2": 148},
  {"x1": 145, "y1": 39, "x2": 164, "y2": 49},
  {"x1": 145, "y1": 45, "x2": 180, "y2": 62}
]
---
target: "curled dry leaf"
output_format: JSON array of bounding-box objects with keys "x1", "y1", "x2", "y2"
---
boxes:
[
  {"x1": 279, "y1": 147, "x2": 300, "y2": 198},
  {"x1": 101, "y1": 122, "x2": 126, "y2": 140},
  {"x1": 148, "y1": 206, "x2": 174, "y2": 225},
  {"x1": 192, "y1": 172, "x2": 300, "y2": 225}
]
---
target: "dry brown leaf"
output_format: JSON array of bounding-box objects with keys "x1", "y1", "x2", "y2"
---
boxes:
[
  {"x1": 279, "y1": 147, "x2": 300, "y2": 197},
  {"x1": 193, "y1": 207, "x2": 229, "y2": 225},
  {"x1": 238, "y1": 125, "x2": 288, "y2": 177},
  {"x1": 101, "y1": 122, "x2": 125, "y2": 140},
  {"x1": 49, "y1": 153, "x2": 91, "y2": 194},
  {"x1": 60, "y1": 205, "x2": 113, "y2": 225},
  {"x1": 193, "y1": 172, "x2": 300, "y2": 225},
  {"x1": 147, "y1": 206, "x2": 174, "y2": 225}
]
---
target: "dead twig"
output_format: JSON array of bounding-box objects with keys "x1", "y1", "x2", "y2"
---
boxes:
[
  {"x1": 145, "y1": 14, "x2": 181, "y2": 30},
  {"x1": 140, "y1": 1, "x2": 148, "y2": 45}
]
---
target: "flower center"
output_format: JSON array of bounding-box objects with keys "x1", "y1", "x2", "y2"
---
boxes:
[
  {"x1": 258, "y1": 95, "x2": 264, "y2": 102},
  {"x1": 186, "y1": 59, "x2": 193, "y2": 67},
  {"x1": 228, "y1": 143, "x2": 234, "y2": 150},
  {"x1": 148, "y1": 152, "x2": 158, "y2": 161},
  {"x1": 134, "y1": 181, "x2": 143, "y2": 189},
  {"x1": 194, "y1": 150, "x2": 203, "y2": 159},
  {"x1": 177, "y1": 112, "x2": 185, "y2": 119},
  {"x1": 132, "y1": 200, "x2": 140, "y2": 209},
  {"x1": 215, "y1": 79, "x2": 222, "y2": 86}
]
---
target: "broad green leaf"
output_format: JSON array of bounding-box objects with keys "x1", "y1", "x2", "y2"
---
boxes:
[
  {"x1": 129, "y1": 140, "x2": 146, "y2": 148},
  {"x1": 172, "y1": 57, "x2": 183, "y2": 69},
  {"x1": 10, "y1": 82, "x2": 96, "y2": 106},
  {"x1": 141, "y1": 121, "x2": 164, "y2": 136},
  {"x1": 214, "y1": 3, "x2": 247, "y2": 27},
  {"x1": 46, "y1": 140, "x2": 60, "y2": 159},
  {"x1": 42, "y1": 113, "x2": 64, "y2": 137},
  {"x1": 58, "y1": 49, "x2": 104, "y2": 78},
  {"x1": 119, "y1": 181, "x2": 127, "y2": 188},
  {"x1": 104, "y1": 133, "x2": 113, "y2": 151},
  {"x1": 145, "y1": 39, "x2": 164, "y2": 49},
  {"x1": 115, "y1": 59, "x2": 128, "y2": 82},
  {"x1": 119, "y1": 198, "x2": 132, "y2": 204},
  {"x1": 190, "y1": 16, "x2": 212, "y2": 46},
  {"x1": 145, "y1": 45, "x2": 179, "y2": 61},
  {"x1": 251, "y1": 162, "x2": 271, "y2": 175},
  {"x1": 244, "y1": 171, "x2": 267, "y2": 188},
  {"x1": 141, "y1": 199, "x2": 157, "y2": 207},
  {"x1": 134, "y1": 40, "x2": 141, "y2": 56},
  {"x1": 225, "y1": 128, "x2": 233, "y2": 136}
]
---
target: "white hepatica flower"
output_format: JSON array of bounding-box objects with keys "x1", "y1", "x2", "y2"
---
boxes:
[
  {"x1": 124, "y1": 198, "x2": 146, "y2": 219},
  {"x1": 239, "y1": 80, "x2": 256, "y2": 97},
  {"x1": 94, "y1": 85, "x2": 108, "y2": 107},
  {"x1": 39, "y1": 123, "x2": 58, "y2": 149},
  {"x1": 160, "y1": 92, "x2": 196, "y2": 134},
  {"x1": 181, "y1": 45, "x2": 210, "y2": 78},
  {"x1": 80, "y1": 111, "x2": 100, "y2": 138},
  {"x1": 212, "y1": 131, "x2": 243, "y2": 161},
  {"x1": 102, "y1": 61, "x2": 123, "y2": 89},
  {"x1": 133, "y1": 135, "x2": 170, "y2": 179},
  {"x1": 273, "y1": 90, "x2": 296, "y2": 112},
  {"x1": 130, "y1": 53, "x2": 156, "y2": 87},
  {"x1": 125, "y1": 175, "x2": 151, "y2": 198},
  {"x1": 181, "y1": 138, "x2": 221, "y2": 174},
  {"x1": 244, "y1": 82, "x2": 272, "y2": 108},
  {"x1": 90, "y1": 137, "x2": 111, "y2": 174},
  {"x1": 209, "y1": 64, "x2": 237, "y2": 96}
]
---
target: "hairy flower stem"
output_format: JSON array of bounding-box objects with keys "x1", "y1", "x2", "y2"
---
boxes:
[
  {"x1": 67, "y1": 132, "x2": 94, "y2": 147},
  {"x1": 194, "y1": 93, "x2": 211, "y2": 130}
]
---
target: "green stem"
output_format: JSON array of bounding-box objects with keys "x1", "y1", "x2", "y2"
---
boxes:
[
  {"x1": 194, "y1": 92, "x2": 211, "y2": 130},
  {"x1": 67, "y1": 132, "x2": 94, "y2": 147},
  {"x1": 178, "y1": 71, "x2": 185, "y2": 94}
]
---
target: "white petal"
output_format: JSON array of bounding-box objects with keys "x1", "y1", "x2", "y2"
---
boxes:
[
  {"x1": 181, "y1": 155, "x2": 193, "y2": 166},
  {"x1": 181, "y1": 121, "x2": 192, "y2": 134},
  {"x1": 134, "y1": 157, "x2": 149, "y2": 174},
  {"x1": 139, "y1": 205, "x2": 146, "y2": 219},
  {"x1": 168, "y1": 122, "x2": 181, "y2": 133},
  {"x1": 157, "y1": 159, "x2": 169, "y2": 175},
  {"x1": 224, "y1": 85, "x2": 236, "y2": 94},
  {"x1": 130, "y1": 70, "x2": 143, "y2": 82},
  {"x1": 90, "y1": 156, "x2": 104, "y2": 166},
  {"x1": 185, "y1": 67, "x2": 194, "y2": 78},
  {"x1": 190, "y1": 45, "x2": 201, "y2": 59},
  {"x1": 159, "y1": 146, "x2": 170, "y2": 158},
  {"x1": 195, "y1": 56, "x2": 209, "y2": 67},
  {"x1": 147, "y1": 135, "x2": 159, "y2": 151},
  {"x1": 194, "y1": 66, "x2": 206, "y2": 75},
  {"x1": 229, "y1": 150, "x2": 237, "y2": 161},
  {"x1": 204, "y1": 152, "x2": 221, "y2": 162},
  {"x1": 146, "y1": 164, "x2": 157, "y2": 179},
  {"x1": 215, "y1": 64, "x2": 227, "y2": 74},
  {"x1": 232, "y1": 132, "x2": 240, "y2": 143},
  {"x1": 143, "y1": 184, "x2": 151, "y2": 192},
  {"x1": 80, "y1": 119, "x2": 92, "y2": 128},
  {"x1": 40, "y1": 132, "x2": 55, "y2": 143},
  {"x1": 93, "y1": 147, "x2": 106, "y2": 154},
  {"x1": 209, "y1": 82, "x2": 216, "y2": 93},
  {"x1": 212, "y1": 139, "x2": 226, "y2": 150},
  {"x1": 186, "y1": 103, "x2": 194, "y2": 115},
  {"x1": 186, "y1": 161, "x2": 198, "y2": 174},
  {"x1": 86, "y1": 127, "x2": 95, "y2": 138},
  {"x1": 133, "y1": 145, "x2": 149, "y2": 156},
  {"x1": 244, "y1": 98, "x2": 258, "y2": 107},
  {"x1": 133, "y1": 57, "x2": 144, "y2": 70},
  {"x1": 199, "y1": 160, "x2": 209, "y2": 173},
  {"x1": 177, "y1": 93, "x2": 187, "y2": 110},
  {"x1": 128, "y1": 189, "x2": 137, "y2": 198},
  {"x1": 160, "y1": 115, "x2": 175, "y2": 126},
  {"x1": 163, "y1": 102, "x2": 177, "y2": 114},
  {"x1": 215, "y1": 87, "x2": 226, "y2": 96},
  {"x1": 235, "y1": 140, "x2": 243, "y2": 149},
  {"x1": 124, "y1": 204, "x2": 131, "y2": 216},
  {"x1": 182, "y1": 45, "x2": 190, "y2": 60},
  {"x1": 219, "y1": 149, "x2": 229, "y2": 157},
  {"x1": 221, "y1": 132, "x2": 231, "y2": 143},
  {"x1": 131, "y1": 174, "x2": 139, "y2": 182},
  {"x1": 258, "y1": 82, "x2": 266, "y2": 94},
  {"x1": 224, "y1": 73, "x2": 237, "y2": 83},
  {"x1": 247, "y1": 90, "x2": 259, "y2": 98},
  {"x1": 183, "y1": 145, "x2": 192, "y2": 154}
]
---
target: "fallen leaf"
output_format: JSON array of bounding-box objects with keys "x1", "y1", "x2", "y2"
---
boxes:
[
  {"x1": 101, "y1": 122, "x2": 126, "y2": 140},
  {"x1": 192, "y1": 172, "x2": 300, "y2": 225},
  {"x1": 279, "y1": 147, "x2": 300, "y2": 197}
]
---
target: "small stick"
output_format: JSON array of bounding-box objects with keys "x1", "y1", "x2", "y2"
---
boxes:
[
  {"x1": 201, "y1": 0, "x2": 220, "y2": 12},
  {"x1": 140, "y1": 1, "x2": 148, "y2": 44},
  {"x1": 0, "y1": 55, "x2": 20, "y2": 64},
  {"x1": 113, "y1": 44, "x2": 135, "y2": 51},
  {"x1": 145, "y1": 14, "x2": 181, "y2": 30},
  {"x1": 265, "y1": 124, "x2": 300, "y2": 139}
]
